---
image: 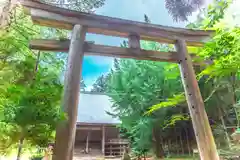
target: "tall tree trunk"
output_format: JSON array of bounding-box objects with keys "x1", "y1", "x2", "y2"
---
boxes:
[
  {"x1": 174, "y1": 128, "x2": 179, "y2": 156},
  {"x1": 184, "y1": 127, "x2": 191, "y2": 156},
  {"x1": 216, "y1": 89, "x2": 232, "y2": 149},
  {"x1": 230, "y1": 72, "x2": 239, "y2": 127},
  {"x1": 179, "y1": 130, "x2": 184, "y2": 154},
  {"x1": 153, "y1": 127, "x2": 164, "y2": 158},
  {"x1": 168, "y1": 139, "x2": 171, "y2": 156},
  {"x1": 16, "y1": 136, "x2": 24, "y2": 160},
  {"x1": 220, "y1": 115, "x2": 231, "y2": 149}
]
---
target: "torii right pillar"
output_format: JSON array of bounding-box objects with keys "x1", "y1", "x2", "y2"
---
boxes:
[{"x1": 175, "y1": 39, "x2": 219, "y2": 160}]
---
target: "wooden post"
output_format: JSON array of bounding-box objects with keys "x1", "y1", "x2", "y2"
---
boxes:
[
  {"x1": 102, "y1": 125, "x2": 105, "y2": 154},
  {"x1": 53, "y1": 25, "x2": 86, "y2": 160},
  {"x1": 175, "y1": 39, "x2": 219, "y2": 160},
  {"x1": 128, "y1": 34, "x2": 140, "y2": 49},
  {"x1": 86, "y1": 131, "x2": 90, "y2": 153}
]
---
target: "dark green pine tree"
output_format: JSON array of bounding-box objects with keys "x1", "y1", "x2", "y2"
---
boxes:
[
  {"x1": 80, "y1": 78, "x2": 86, "y2": 91},
  {"x1": 113, "y1": 58, "x2": 121, "y2": 71},
  {"x1": 165, "y1": 0, "x2": 204, "y2": 21},
  {"x1": 144, "y1": 14, "x2": 151, "y2": 23},
  {"x1": 91, "y1": 74, "x2": 110, "y2": 93}
]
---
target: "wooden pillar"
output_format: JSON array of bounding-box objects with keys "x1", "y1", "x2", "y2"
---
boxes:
[
  {"x1": 53, "y1": 25, "x2": 86, "y2": 160},
  {"x1": 86, "y1": 131, "x2": 90, "y2": 153},
  {"x1": 128, "y1": 34, "x2": 140, "y2": 49},
  {"x1": 69, "y1": 142, "x2": 74, "y2": 160},
  {"x1": 175, "y1": 39, "x2": 219, "y2": 160},
  {"x1": 102, "y1": 125, "x2": 105, "y2": 154}
]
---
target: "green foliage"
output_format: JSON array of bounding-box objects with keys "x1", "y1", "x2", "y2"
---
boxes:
[
  {"x1": 43, "y1": 0, "x2": 105, "y2": 12},
  {"x1": 0, "y1": 0, "x2": 108, "y2": 155},
  {"x1": 0, "y1": 122, "x2": 20, "y2": 155},
  {"x1": 203, "y1": 0, "x2": 232, "y2": 28},
  {"x1": 125, "y1": 117, "x2": 152, "y2": 157},
  {"x1": 0, "y1": 5, "x2": 64, "y2": 156},
  {"x1": 147, "y1": 93, "x2": 185, "y2": 114},
  {"x1": 0, "y1": 0, "x2": 105, "y2": 155},
  {"x1": 107, "y1": 1, "x2": 240, "y2": 156},
  {"x1": 187, "y1": 0, "x2": 232, "y2": 29},
  {"x1": 91, "y1": 74, "x2": 110, "y2": 93},
  {"x1": 1, "y1": 0, "x2": 239, "y2": 157},
  {"x1": 165, "y1": 0, "x2": 204, "y2": 22},
  {"x1": 2, "y1": 66, "x2": 65, "y2": 146},
  {"x1": 80, "y1": 78, "x2": 86, "y2": 91},
  {"x1": 163, "y1": 114, "x2": 189, "y2": 129},
  {"x1": 199, "y1": 28, "x2": 240, "y2": 78},
  {"x1": 107, "y1": 39, "x2": 185, "y2": 157}
]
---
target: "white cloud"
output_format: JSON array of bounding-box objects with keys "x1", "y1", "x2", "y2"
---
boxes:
[
  {"x1": 86, "y1": 56, "x2": 113, "y2": 67},
  {"x1": 85, "y1": 85, "x2": 93, "y2": 91}
]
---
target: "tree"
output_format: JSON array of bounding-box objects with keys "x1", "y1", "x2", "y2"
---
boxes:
[
  {"x1": 0, "y1": 5, "x2": 67, "y2": 159},
  {"x1": 187, "y1": 0, "x2": 232, "y2": 29},
  {"x1": 186, "y1": 1, "x2": 238, "y2": 150},
  {"x1": 106, "y1": 16, "x2": 193, "y2": 158},
  {"x1": 165, "y1": 0, "x2": 204, "y2": 22},
  {"x1": 107, "y1": 47, "x2": 185, "y2": 158},
  {"x1": 91, "y1": 74, "x2": 110, "y2": 93},
  {"x1": 3, "y1": 67, "x2": 65, "y2": 160},
  {"x1": 43, "y1": 0, "x2": 105, "y2": 12},
  {"x1": 108, "y1": 6, "x2": 240, "y2": 157},
  {"x1": 80, "y1": 78, "x2": 86, "y2": 91},
  {"x1": 148, "y1": 0, "x2": 238, "y2": 153}
]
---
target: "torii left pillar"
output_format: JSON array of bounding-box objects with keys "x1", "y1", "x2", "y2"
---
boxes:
[{"x1": 53, "y1": 25, "x2": 86, "y2": 160}]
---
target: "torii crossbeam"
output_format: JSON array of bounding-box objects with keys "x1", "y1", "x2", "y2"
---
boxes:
[{"x1": 19, "y1": 0, "x2": 219, "y2": 160}]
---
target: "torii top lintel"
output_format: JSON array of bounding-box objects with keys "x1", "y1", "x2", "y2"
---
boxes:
[{"x1": 20, "y1": 0, "x2": 213, "y2": 47}]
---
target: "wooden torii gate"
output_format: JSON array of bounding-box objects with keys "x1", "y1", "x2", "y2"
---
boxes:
[{"x1": 19, "y1": 1, "x2": 219, "y2": 160}]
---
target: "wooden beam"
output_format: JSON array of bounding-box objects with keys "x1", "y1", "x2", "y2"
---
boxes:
[
  {"x1": 86, "y1": 131, "x2": 90, "y2": 153},
  {"x1": 30, "y1": 39, "x2": 207, "y2": 65},
  {"x1": 76, "y1": 122, "x2": 118, "y2": 126},
  {"x1": 175, "y1": 39, "x2": 219, "y2": 160},
  {"x1": 102, "y1": 125, "x2": 105, "y2": 154},
  {"x1": 53, "y1": 25, "x2": 86, "y2": 160},
  {"x1": 76, "y1": 126, "x2": 101, "y2": 130},
  {"x1": 30, "y1": 39, "x2": 179, "y2": 62},
  {"x1": 20, "y1": 0, "x2": 214, "y2": 46}
]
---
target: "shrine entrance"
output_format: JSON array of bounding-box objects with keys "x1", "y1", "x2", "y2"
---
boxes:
[{"x1": 19, "y1": 1, "x2": 219, "y2": 159}]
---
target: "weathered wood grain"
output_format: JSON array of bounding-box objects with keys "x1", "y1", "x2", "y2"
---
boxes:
[
  {"x1": 128, "y1": 34, "x2": 140, "y2": 49},
  {"x1": 30, "y1": 39, "x2": 207, "y2": 65},
  {"x1": 175, "y1": 39, "x2": 219, "y2": 160},
  {"x1": 30, "y1": 39, "x2": 179, "y2": 62},
  {"x1": 53, "y1": 25, "x2": 86, "y2": 160},
  {"x1": 19, "y1": 0, "x2": 214, "y2": 46}
]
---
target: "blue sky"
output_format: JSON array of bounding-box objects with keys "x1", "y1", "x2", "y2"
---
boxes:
[{"x1": 81, "y1": 0, "x2": 201, "y2": 89}]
